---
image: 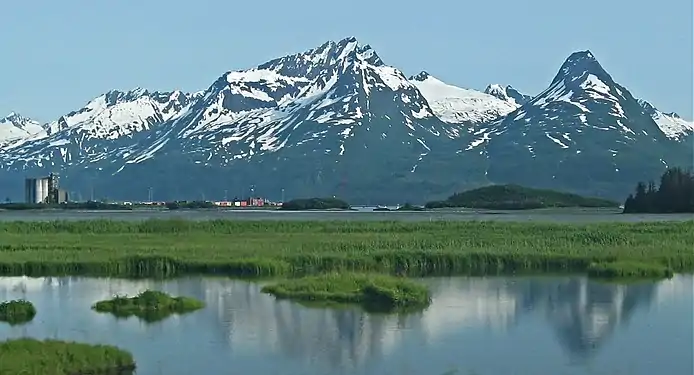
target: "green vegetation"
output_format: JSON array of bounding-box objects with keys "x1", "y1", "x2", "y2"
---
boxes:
[
  {"x1": 624, "y1": 167, "x2": 694, "y2": 213},
  {"x1": 280, "y1": 197, "x2": 350, "y2": 210},
  {"x1": 425, "y1": 184, "x2": 620, "y2": 210},
  {"x1": 92, "y1": 290, "x2": 205, "y2": 322},
  {"x1": 262, "y1": 273, "x2": 431, "y2": 312},
  {"x1": 0, "y1": 300, "x2": 36, "y2": 325},
  {"x1": 397, "y1": 203, "x2": 426, "y2": 211},
  {"x1": 0, "y1": 338, "x2": 135, "y2": 375},
  {"x1": 0, "y1": 219, "x2": 690, "y2": 280},
  {"x1": 0, "y1": 201, "x2": 133, "y2": 211},
  {"x1": 587, "y1": 261, "x2": 674, "y2": 279},
  {"x1": 165, "y1": 200, "x2": 216, "y2": 210}
]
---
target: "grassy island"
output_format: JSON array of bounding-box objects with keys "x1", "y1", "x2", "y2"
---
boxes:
[
  {"x1": 426, "y1": 184, "x2": 620, "y2": 210},
  {"x1": 262, "y1": 273, "x2": 431, "y2": 312},
  {"x1": 0, "y1": 219, "x2": 691, "y2": 280},
  {"x1": 0, "y1": 300, "x2": 36, "y2": 325},
  {"x1": 92, "y1": 290, "x2": 205, "y2": 322},
  {"x1": 0, "y1": 338, "x2": 135, "y2": 375}
]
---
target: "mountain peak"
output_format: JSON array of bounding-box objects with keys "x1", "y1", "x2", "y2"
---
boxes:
[
  {"x1": 1, "y1": 112, "x2": 36, "y2": 125},
  {"x1": 410, "y1": 71, "x2": 431, "y2": 81},
  {"x1": 484, "y1": 84, "x2": 532, "y2": 106},
  {"x1": 484, "y1": 83, "x2": 505, "y2": 96},
  {"x1": 248, "y1": 37, "x2": 384, "y2": 83},
  {"x1": 551, "y1": 49, "x2": 609, "y2": 86}
]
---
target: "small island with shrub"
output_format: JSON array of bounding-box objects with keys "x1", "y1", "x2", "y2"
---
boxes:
[
  {"x1": 261, "y1": 273, "x2": 431, "y2": 313},
  {"x1": 280, "y1": 197, "x2": 350, "y2": 211},
  {"x1": 425, "y1": 184, "x2": 620, "y2": 210},
  {"x1": 0, "y1": 338, "x2": 135, "y2": 375},
  {"x1": 0, "y1": 300, "x2": 37, "y2": 325},
  {"x1": 92, "y1": 290, "x2": 205, "y2": 323}
]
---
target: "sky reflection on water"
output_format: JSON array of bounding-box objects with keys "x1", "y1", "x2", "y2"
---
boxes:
[{"x1": 0, "y1": 275, "x2": 691, "y2": 375}]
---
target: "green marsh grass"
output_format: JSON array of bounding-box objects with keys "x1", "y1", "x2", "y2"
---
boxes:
[
  {"x1": 587, "y1": 261, "x2": 675, "y2": 279},
  {"x1": 0, "y1": 299, "x2": 36, "y2": 325},
  {"x1": 262, "y1": 273, "x2": 432, "y2": 312},
  {"x1": 0, "y1": 338, "x2": 135, "y2": 375},
  {"x1": 92, "y1": 290, "x2": 205, "y2": 323},
  {"x1": 0, "y1": 219, "x2": 691, "y2": 279}
]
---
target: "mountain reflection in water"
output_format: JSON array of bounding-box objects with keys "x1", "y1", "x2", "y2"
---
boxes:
[{"x1": 0, "y1": 275, "x2": 690, "y2": 375}]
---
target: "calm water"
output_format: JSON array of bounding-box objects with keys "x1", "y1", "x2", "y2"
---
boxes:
[
  {"x1": 0, "y1": 207, "x2": 692, "y2": 222},
  {"x1": 0, "y1": 275, "x2": 691, "y2": 375}
]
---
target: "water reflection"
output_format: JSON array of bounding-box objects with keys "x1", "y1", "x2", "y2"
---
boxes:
[{"x1": 0, "y1": 275, "x2": 691, "y2": 375}]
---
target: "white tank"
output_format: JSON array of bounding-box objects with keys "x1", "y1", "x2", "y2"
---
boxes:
[
  {"x1": 34, "y1": 179, "x2": 43, "y2": 203},
  {"x1": 41, "y1": 178, "x2": 49, "y2": 203}
]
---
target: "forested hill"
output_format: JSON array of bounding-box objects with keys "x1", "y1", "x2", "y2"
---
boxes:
[{"x1": 425, "y1": 185, "x2": 620, "y2": 210}]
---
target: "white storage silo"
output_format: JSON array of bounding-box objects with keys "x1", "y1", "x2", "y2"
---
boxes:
[
  {"x1": 34, "y1": 179, "x2": 43, "y2": 203},
  {"x1": 41, "y1": 178, "x2": 49, "y2": 203}
]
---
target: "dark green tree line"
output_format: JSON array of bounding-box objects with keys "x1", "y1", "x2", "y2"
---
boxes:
[{"x1": 623, "y1": 167, "x2": 694, "y2": 213}]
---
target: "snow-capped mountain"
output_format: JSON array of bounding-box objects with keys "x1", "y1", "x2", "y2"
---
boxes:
[
  {"x1": 464, "y1": 50, "x2": 693, "y2": 197},
  {"x1": 0, "y1": 113, "x2": 44, "y2": 146},
  {"x1": 118, "y1": 37, "x2": 447, "y2": 170},
  {"x1": 0, "y1": 40, "x2": 690, "y2": 203},
  {"x1": 409, "y1": 72, "x2": 520, "y2": 126},
  {"x1": 0, "y1": 89, "x2": 200, "y2": 170}
]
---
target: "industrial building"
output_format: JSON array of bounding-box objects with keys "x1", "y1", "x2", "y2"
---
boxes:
[{"x1": 25, "y1": 173, "x2": 68, "y2": 204}]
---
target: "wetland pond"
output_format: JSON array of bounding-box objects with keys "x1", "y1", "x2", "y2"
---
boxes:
[{"x1": 0, "y1": 275, "x2": 691, "y2": 375}]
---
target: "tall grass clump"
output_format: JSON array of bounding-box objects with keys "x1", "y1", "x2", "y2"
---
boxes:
[
  {"x1": 262, "y1": 273, "x2": 432, "y2": 313},
  {"x1": 0, "y1": 338, "x2": 135, "y2": 375},
  {"x1": 92, "y1": 290, "x2": 205, "y2": 323},
  {"x1": 0, "y1": 219, "x2": 692, "y2": 279},
  {"x1": 0, "y1": 300, "x2": 36, "y2": 325}
]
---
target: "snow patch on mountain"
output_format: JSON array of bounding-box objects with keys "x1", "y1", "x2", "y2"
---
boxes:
[
  {"x1": 638, "y1": 99, "x2": 694, "y2": 140},
  {"x1": 409, "y1": 72, "x2": 518, "y2": 125},
  {"x1": 484, "y1": 84, "x2": 532, "y2": 106},
  {"x1": 41, "y1": 89, "x2": 195, "y2": 141}
]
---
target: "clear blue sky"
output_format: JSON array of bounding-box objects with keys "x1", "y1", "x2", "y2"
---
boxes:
[{"x1": 1, "y1": 0, "x2": 692, "y2": 122}]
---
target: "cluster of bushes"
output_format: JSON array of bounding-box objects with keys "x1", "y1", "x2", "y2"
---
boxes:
[{"x1": 0, "y1": 300, "x2": 36, "y2": 325}]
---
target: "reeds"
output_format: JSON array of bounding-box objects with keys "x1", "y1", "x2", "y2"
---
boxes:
[
  {"x1": 0, "y1": 338, "x2": 135, "y2": 375},
  {"x1": 0, "y1": 219, "x2": 691, "y2": 279}
]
